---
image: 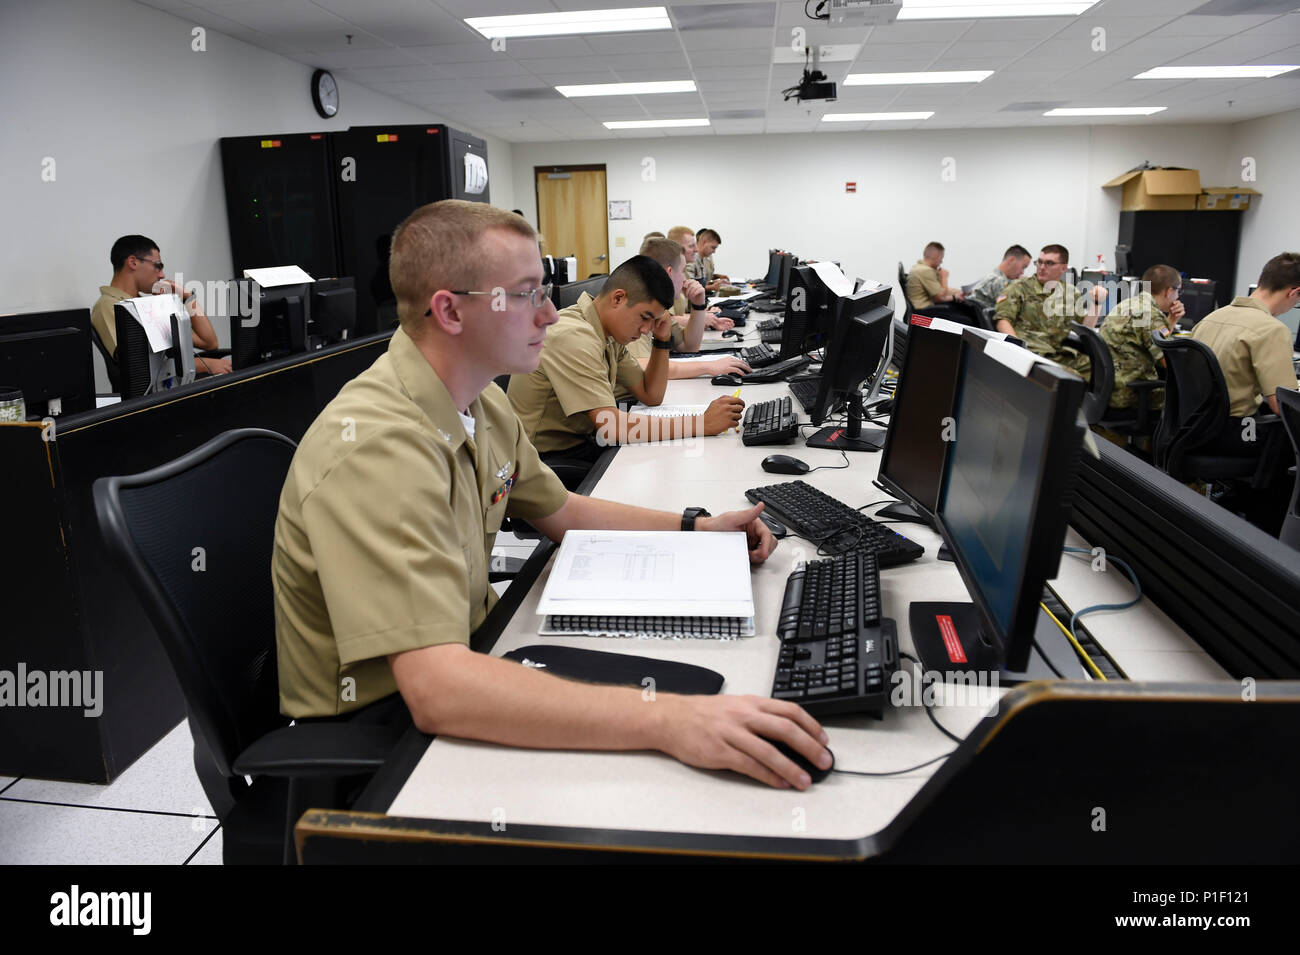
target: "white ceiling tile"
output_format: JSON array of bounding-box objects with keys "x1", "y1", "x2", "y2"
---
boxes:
[
  {"x1": 402, "y1": 43, "x2": 508, "y2": 64},
  {"x1": 494, "y1": 36, "x2": 598, "y2": 59},
  {"x1": 209, "y1": 0, "x2": 352, "y2": 32},
  {"x1": 310, "y1": 0, "x2": 473, "y2": 46},
  {"x1": 583, "y1": 30, "x2": 685, "y2": 54},
  {"x1": 1160, "y1": 14, "x2": 1281, "y2": 37},
  {"x1": 678, "y1": 28, "x2": 776, "y2": 51}
]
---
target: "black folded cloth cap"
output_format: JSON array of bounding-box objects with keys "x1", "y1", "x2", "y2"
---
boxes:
[{"x1": 504, "y1": 645, "x2": 723, "y2": 695}]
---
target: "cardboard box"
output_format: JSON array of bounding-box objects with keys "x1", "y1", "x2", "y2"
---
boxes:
[
  {"x1": 1197, "y1": 187, "x2": 1261, "y2": 211},
  {"x1": 1103, "y1": 167, "x2": 1202, "y2": 211}
]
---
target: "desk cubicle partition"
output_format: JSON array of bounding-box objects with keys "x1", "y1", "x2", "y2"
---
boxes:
[{"x1": 0, "y1": 331, "x2": 393, "y2": 782}]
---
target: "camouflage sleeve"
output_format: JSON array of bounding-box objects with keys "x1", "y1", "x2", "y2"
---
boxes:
[{"x1": 994, "y1": 281, "x2": 1020, "y2": 325}]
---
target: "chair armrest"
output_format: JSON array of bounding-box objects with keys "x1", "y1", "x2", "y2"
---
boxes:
[
  {"x1": 1127, "y1": 380, "x2": 1164, "y2": 392},
  {"x1": 232, "y1": 723, "x2": 399, "y2": 778},
  {"x1": 198, "y1": 348, "x2": 231, "y2": 358},
  {"x1": 489, "y1": 554, "x2": 527, "y2": 582}
]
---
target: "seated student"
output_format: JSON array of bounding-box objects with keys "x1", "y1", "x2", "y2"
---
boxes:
[
  {"x1": 627, "y1": 238, "x2": 750, "y2": 379},
  {"x1": 666, "y1": 225, "x2": 732, "y2": 331},
  {"x1": 91, "y1": 235, "x2": 232, "y2": 376},
  {"x1": 994, "y1": 244, "x2": 1104, "y2": 379},
  {"x1": 966, "y1": 245, "x2": 1032, "y2": 312},
  {"x1": 686, "y1": 228, "x2": 730, "y2": 291},
  {"x1": 509, "y1": 254, "x2": 744, "y2": 467},
  {"x1": 1099, "y1": 264, "x2": 1184, "y2": 416},
  {"x1": 906, "y1": 241, "x2": 985, "y2": 326},
  {"x1": 273, "y1": 200, "x2": 828, "y2": 790},
  {"x1": 1190, "y1": 252, "x2": 1300, "y2": 448}
]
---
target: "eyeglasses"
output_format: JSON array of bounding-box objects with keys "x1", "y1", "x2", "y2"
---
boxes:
[
  {"x1": 1035, "y1": 259, "x2": 1063, "y2": 268},
  {"x1": 136, "y1": 257, "x2": 164, "y2": 271},
  {"x1": 425, "y1": 284, "x2": 554, "y2": 316}
]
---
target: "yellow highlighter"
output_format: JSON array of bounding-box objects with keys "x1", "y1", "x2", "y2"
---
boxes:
[{"x1": 731, "y1": 387, "x2": 741, "y2": 432}]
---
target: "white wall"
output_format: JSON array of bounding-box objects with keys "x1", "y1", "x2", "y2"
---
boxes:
[
  {"x1": 1229, "y1": 108, "x2": 1300, "y2": 292},
  {"x1": 512, "y1": 122, "x2": 1240, "y2": 291},
  {"x1": 0, "y1": 0, "x2": 515, "y2": 386}
]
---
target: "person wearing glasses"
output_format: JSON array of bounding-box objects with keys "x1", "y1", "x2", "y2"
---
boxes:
[
  {"x1": 1099, "y1": 264, "x2": 1184, "y2": 416},
  {"x1": 994, "y1": 244, "x2": 1104, "y2": 379},
  {"x1": 508, "y1": 253, "x2": 744, "y2": 472},
  {"x1": 91, "y1": 235, "x2": 232, "y2": 375},
  {"x1": 273, "y1": 201, "x2": 828, "y2": 792}
]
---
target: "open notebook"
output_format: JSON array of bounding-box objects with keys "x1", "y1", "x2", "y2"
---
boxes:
[{"x1": 537, "y1": 531, "x2": 755, "y2": 639}]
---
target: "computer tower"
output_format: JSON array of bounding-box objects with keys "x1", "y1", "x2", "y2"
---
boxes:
[
  {"x1": 219, "y1": 132, "x2": 342, "y2": 280},
  {"x1": 333, "y1": 125, "x2": 490, "y2": 334}
]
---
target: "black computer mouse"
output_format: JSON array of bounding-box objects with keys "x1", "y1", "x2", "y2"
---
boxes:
[
  {"x1": 765, "y1": 737, "x2": 834, "y2": 784},
  {"x1": 712, "y1": 373, "x2": 744, "y2": 386},
  {"x1": 721, "y1": 329, "x2": 743, "y2": 339},
  {"x1": 761, "y1": 454, "x2": 811, "y2": 475},
  {"x1": 759, "y1": 512, "x2": 787, "y2": 538}
]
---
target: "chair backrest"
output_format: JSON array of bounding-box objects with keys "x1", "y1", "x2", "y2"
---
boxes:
[
  {"x1": 1276, "y1": 387, "x2": 1300, "y2": 548},
  {"x1": 1068, "y1": 322, "x2": 1114, "y2": 425},
  {"x1": 897, "y1": 262, "x2": 914, "y2": 310},
  {"x1": 1152, "y1": 335, "x2": 1232, "y2": 473},
  {"x1": 93, "y1": 428, "x2": 297, "y2": 780},
  {"x1": 89, "y1": 322, "x2": 122, "y2": 393}
]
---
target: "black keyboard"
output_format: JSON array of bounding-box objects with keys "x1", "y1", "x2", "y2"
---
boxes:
[
  {"x1": 771, "y1": 553, "x2": 897, "y2": 717},
  {"x1": 757, "y1": 317, "x2": 782, "y2": 332},
  {"x1": 760, "y1": 327, "x2": 784, "y2": 344},
  {"x1": 740, "y1": 343, "x2": 779, "y2": 368},
  {"x1": 742, "y1": 397, "x2": 799, "y2": 446},
  {"x1": 745, "y1": 480, "x2": 925, "y2": 566},
  {"x1": 742, "y1": 355, "x2": 809, "y2": 383},
  {"x1": 788, "y1": 376, "x2": 821, "y2": 414}
]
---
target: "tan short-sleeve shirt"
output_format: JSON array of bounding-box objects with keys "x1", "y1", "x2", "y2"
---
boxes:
[
  {"x1": 1190, "y1": 296, "x2": 1299, "y2": 417},
  {"x1": 507, "y1": 292, "x2": 645, "y2": 454},
  {"x1": 906, "y1": 261, "x2": 945, "y2": 308},
  {"x1": 625, "y1": 321, "x2": 686, "y2": 363},
  {"x1": 91, "y1": 286, "x2": 130, "y2": 358},
  {"x1": 273, "y1": 327, "x2": 568, "y2": 718}
]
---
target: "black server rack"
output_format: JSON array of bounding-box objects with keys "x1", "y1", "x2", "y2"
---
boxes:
[
  {"x1": 218, "y1": 132, "x2": 342, "y2": 280},
  {"x1": 1117, "y1": 211, "x2": 1245, "y2": 309},
  {"x1": 333, "y1": 124, "x2": 490, "y2": 334}
]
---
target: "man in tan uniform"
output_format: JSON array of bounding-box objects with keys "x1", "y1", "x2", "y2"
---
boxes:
[
  {"x1": 508, "y1": 255, "x2": 744, "y2": 459},
  {"x1": 91, "y1": 234, "x2": 231, "y2": 375},
  {"x1": 687, "y1": 228, "x2": 730, "y2": 291},
  {"x1": 273, "y1": 201, "x2": 828, "y2": 790},
  {"x1": 906, "y1": 241, "x2": 985, "y2": 326},
  {"x1": 626, "y1": 237, "x2": 749, "y2": 379},
  {"x1": 666, "y1": 225, "x2": 731, "y2": 330},
  {"x1": 1191, "y1": 251, "x2": 1300, "y2": 421}
]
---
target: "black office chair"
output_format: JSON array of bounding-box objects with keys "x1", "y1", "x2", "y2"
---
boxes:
[
  {"x1": 1152, "y1": 336, "x2": 1285, "y2": 489},
  {"x1": 93, "y1": 428, "x2": 401, "y2": 864},
  {"x1": 1275, "y1": 387, "x2": 1300, "y2": 549},
  {"x1": 1068, "y1": 321, "x2": 1163, "y2": 439},
  {"x1": 90, "y1": 325, "x2": 122, "y2": 393}
]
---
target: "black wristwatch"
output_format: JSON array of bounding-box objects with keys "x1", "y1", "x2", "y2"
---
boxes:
[
  {"x1": 652, "y1": 336, "x2": 673, "y2": 349},
  {"x1": 690, "y1": 302, "x2": 707, "y2": 311},
  {"x1": 681, "y1": 506, "x2": 710, "y2": 531}
]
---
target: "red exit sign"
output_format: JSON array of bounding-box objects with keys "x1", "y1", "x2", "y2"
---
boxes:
[{"x1": 845, "y1": 182, "x2": 857, "y2": 193}]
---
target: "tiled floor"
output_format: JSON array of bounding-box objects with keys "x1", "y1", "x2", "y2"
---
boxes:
[{"x1": 0, "y1": 540, "x2": 536, "y2": 865}]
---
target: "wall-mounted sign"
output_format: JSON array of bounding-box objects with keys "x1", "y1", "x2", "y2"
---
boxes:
[{"x1": 608, "y1": 200, "x2": 632, "y2": 220}]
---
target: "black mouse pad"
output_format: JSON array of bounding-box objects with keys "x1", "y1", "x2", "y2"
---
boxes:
[{"x1": 504, "y1": 645, "x2": 724, "y2": 695}]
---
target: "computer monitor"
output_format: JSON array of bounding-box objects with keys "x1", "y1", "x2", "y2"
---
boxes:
[
  {"x1": 0, "y1": 309, "x2": 96, "y2": 418},
  {"x1": 309, "y1": 277, "x2": 356, "y2": 347},
  {"x1": 911, "y1": 331, "x2": 1087, "y2": 682},
  {"x1": 761, "y1": 249, "x2": 782, "y2": 288},
  {"x1": 555, "y1": 275, "x2": 607, "y2": 310},
  {"x1": 232, "y1": 280, "x2": 309, "y2": 370},
  {"x1": 1176, "y1": 278, "x2": 1217, "y2": 328},
  {"x1": 774, "y1": 253, "x2": 796, "y2": 304},
  {"x1": 114, "y1": 300, "x2": 196, "y2": 399},
  {"x1": 777, "y1": 264, "x2": 834, "y2": 360},
  {"x1": 804, "y1": 288, "x2": 893, "y2": 452}
]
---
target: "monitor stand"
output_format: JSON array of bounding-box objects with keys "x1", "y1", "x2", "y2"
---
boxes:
[
  {"x1": 874, "y1": 501, "x2": 952, "y2": 561},
  {"x1": 908, "y1": 602, "x2": 1082, "y2": 685},
  {"x1": 806, "y1": 392, "x2": 884, "y2": 452}
]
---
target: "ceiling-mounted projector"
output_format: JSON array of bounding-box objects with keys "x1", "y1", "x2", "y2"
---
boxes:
[{"x1": 829, "y1": 0, "x2": 903, "y2": 26}]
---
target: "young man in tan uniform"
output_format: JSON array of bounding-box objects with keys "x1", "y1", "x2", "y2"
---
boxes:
[
  {"x1": 273, "y1": 201, "x2": 828, "y2": 790},
  {"x1": 1191, "y1": 252, "x2": 1300, "y2": 421},
  {"x1": 91, "y1": 234, "x2": 231, "y2": 375},
  {"x1": 508, "y1": 255, "x2": 744, "y2": 459},
  {"x1": 666, "y1": 225, "x2": 731, "y2": 331},
  {"x1": 687, "y1": 228, "x2": 729, "y2": 291}
]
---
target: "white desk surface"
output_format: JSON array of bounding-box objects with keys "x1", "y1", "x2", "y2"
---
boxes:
[{"x1": 387, "y1": 323, "x2": 1229, "y2": 841}]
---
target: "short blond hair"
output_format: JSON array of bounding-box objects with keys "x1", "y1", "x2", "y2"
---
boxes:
[
  {"x1": 389, "y1": 200, "x2": 535, "y2": 334},
  {"x1": 666, "y1": 225, "x2": 693, "y2": 243},
  {"x1": 639, "y1": 237, "x2": 684, "y2": 269}
]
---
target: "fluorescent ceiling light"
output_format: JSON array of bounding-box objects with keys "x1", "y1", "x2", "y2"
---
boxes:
[
  {"x1": 466, "y1": 7, "x2": 670, "y2": 39},
  {"x1": 822, "y1": 112, "x2": 935, "y2": 121},
  {"x1": 1043, "y1": 106, "x2": 1166, "y2": 116},
  {"x1": 1133, "y1": 65, "x2": 1298, "y2": 80},
  {"x1": 898, "y1": 0, "x2": 1098, "y2": 20},
  {"x1": 557, "y1": 80, "x2": 696, "y2": 98},
  {"x1": 844, "y1": 70, "x2": 993, "y2": 85},
  {"x1": 603, "y1": 119, "x2": 710, "y2": 129}
]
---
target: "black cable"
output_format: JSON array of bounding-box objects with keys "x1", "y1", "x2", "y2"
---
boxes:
[
  {"x1": 804, "y1": 449, "x2": 851, "y2": 473},
  {"x1": 833, "y1": 751, "x2": 953, "y2": 778},
  {"x1": 900, "y1": 652, "x2": 964, "y2": 744},
  {"x1": 804, "y1": 0, "x2": 829, "y2": 21},
  {"x1": 856, "y1": 500, "x2": 896, "y2": 512}
]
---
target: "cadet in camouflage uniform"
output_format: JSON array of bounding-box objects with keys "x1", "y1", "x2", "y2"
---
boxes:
[
  {"x1": 967, "y1": 244, "x2": 1031, "y2": 311},
  {"x1": 1099, "y1": 264, "x2": 1183, "y2": 412},
  {"x1": 994, "y1": 244, "x2": 1101, "y2": 379}
]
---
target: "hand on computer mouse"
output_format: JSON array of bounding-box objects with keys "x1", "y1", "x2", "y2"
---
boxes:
[
  {"x1": 705, "y1": 355, "x2": 751, "y2": 377},
  {"x1": 711, "y1": 373, "x2": 744, "y2": 386},
  {"x1": 653, "y1": 695, "x2": 831, "y2": 789}
]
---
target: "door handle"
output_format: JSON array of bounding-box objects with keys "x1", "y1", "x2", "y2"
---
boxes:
[{"x1": 595, "y1": 254, "x2": 607, "y2": 262}]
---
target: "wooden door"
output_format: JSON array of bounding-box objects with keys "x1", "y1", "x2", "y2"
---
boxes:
[{"x1": 535, "y1": 165, "x2": 609, "y2": 278}]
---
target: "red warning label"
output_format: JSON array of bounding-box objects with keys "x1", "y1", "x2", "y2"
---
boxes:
[{"x1": 937, "y1": 614, "x2": 967, "y2": 663}]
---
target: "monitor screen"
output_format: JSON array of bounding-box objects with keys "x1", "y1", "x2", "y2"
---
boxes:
[
  {"x1": 0, "y1": 309, "x2": 96, "y2": 418},
  {"x1": 778, "y1": 264, "x2": 833, "y2": 359},
  {"x1": 877, "y1": 319, "x2": 966, "y2": 522},
  {"x1": 807, "y1": 288, "x2": 892, "y2": 428},
  {"x1": 935, "y1": 335, "x2": 1086, "y2": 669},
  {"x1": 763, "y1": 250, "x2": 782, "y2": 287},
  {"x1": 556, "y1": 275, "x2": 607, "y2": 309},
  {"x1": 776, "y1": 253, "x2": 795, "y2": 302}
]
